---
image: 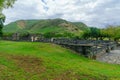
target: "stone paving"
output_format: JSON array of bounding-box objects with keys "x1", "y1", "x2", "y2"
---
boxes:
[{"x1": 97, "y1": 47, "x2": 120, "y2": 64}]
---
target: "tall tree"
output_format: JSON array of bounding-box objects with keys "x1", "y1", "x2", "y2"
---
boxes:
[
  {"x1": 0, "y1": 0, "x2": 16, "y2": 37},
  {"x1": 90, "y1": 27, "x2": 100, "y2": 40},
  {"x1": 82, "y1": 27, "x2": 101, "y2": 40},
  {"x1": 0, "y1": 13, "x2": 5, "y2": 37}
]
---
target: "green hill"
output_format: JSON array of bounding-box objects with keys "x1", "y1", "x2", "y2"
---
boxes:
[
  {"x1": 3, "y1": 19, "x2": 89, "y2": 36},
  {"x1": 0, "y1": 41, "x2": 120, "y2": 80},
  {"x1": 72, "y1": 22, "x2": 89, "y2": 30}
]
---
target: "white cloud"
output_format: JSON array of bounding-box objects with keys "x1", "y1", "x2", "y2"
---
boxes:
[{"x1": 3, "y1": 0, "x2": 120, "y2": 28}]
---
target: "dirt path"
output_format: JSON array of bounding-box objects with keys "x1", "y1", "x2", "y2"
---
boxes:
[{"x1": 97, "y1": 47, "x2": 120, "y2": 64}]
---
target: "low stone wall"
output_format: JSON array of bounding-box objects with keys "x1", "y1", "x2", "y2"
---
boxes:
[{"x1": 2, "y1": 36, "x2": 117, "y2": 59}]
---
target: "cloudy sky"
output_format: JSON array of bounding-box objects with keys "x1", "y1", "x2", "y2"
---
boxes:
[{"x1": 3, "y1": 0, "x2": 120, "y2": 28}]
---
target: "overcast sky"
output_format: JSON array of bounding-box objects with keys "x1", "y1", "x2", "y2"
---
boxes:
[{"x1": 3, "y1": 0, "x2": 120, "y2": 28}]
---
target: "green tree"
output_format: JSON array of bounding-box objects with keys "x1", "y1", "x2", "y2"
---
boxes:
[
  {"x1": 100, "y1": 29, "x2": 109, "y2": 40},
  {"x1": 0, "y1": 13, "x2": 5, "y2": 37},
  {"x1": 0, "y1": 0, "x2": 16, "y2": 9},
  {"x1": 0, "y1": 0, "x2": 16, "y2": 37},
  {"x1": 101, "y1": 25, "x2": 120, "y2": 41},
  {"x1": 82, "y1": 29, "x2": 91, "y2": 39},
  {"x1": 90, "y1": 27, "x2": 100, "y2": 40},
  {"x1": 111, "y1": 26, "x2": 120, "y2": 41},
  {"x1": 82, "y1": 27, "x2": 101, "y2": 40}
]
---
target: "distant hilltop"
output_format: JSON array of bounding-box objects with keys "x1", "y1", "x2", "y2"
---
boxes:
[{"x1": 3, "y1": 18, "x2": 89, "y2": 36}]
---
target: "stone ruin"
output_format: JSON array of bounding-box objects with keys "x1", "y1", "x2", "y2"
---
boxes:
[{"x1": 2, "y1": 33, "x2": 118, "y2": 59}]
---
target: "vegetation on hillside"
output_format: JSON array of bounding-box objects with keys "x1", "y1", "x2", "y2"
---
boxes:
[
  {"x1": 72, "y1": 22, "x2": 89, "y2": 31},
  {"x1": 3, "y1": 19, "x2": 88, "y2": 38},
  {"x1": 3, "y1": 18, "x2": 120, "y2": 40}
]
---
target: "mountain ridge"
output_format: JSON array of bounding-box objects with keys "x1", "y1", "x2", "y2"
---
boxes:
[{"x1": 3, "y1": 18, "x2": 89, "y2": 37}]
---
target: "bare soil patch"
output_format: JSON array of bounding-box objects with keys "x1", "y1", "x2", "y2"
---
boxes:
[
  {"x1": 17, "y1": 20, "x2": 26, "y2": 29},
  {"x1": 10, "y1": 55, "x2": 46, "y2": 73}
]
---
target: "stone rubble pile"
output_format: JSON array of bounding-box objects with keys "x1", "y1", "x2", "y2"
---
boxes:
[{"x1": 97, "y1": 48, "x2": 120, "y2": 64}]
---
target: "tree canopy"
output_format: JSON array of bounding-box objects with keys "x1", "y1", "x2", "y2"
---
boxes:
[
  {"x1": 82, "y1": 27, "x2": 101, "y2": 40},
  {"x1": 0, "y1": 0, "x2": 16, "y2": 10},
  {"x1": 82, "y1": 25, "x2": 120, "y2": 41},
  {"x1": 0, "y1": 0, "x2": 16, "y2": 37},
  {"x1": 0, "y1": 0, "x2": 16, "y2": 19}
]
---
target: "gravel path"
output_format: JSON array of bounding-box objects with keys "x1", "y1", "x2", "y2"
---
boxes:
[{"x1": 97, "y1": 47, "x2": 120, "y2": 64}]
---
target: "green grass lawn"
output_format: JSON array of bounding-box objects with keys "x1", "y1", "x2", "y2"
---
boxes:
[{"x1": 0, "y1": 41, "x2": 120, "y2": 80}]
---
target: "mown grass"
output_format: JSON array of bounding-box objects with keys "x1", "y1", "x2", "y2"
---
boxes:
[{"x1": 0, "y1": 41, "x2": 120, "y2": 80}]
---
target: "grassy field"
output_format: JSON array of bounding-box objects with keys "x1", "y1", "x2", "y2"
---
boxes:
[{"x1": 0, "y1": 41, "x2": 120, "y2": 80}]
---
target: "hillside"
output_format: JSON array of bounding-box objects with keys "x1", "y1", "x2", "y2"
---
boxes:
[
  {"x1": 72, "y1": 22, "x2": 89, "y2": 30},
  {"x1": 0, "y1": 41, "x2": 120, "y2": 80},
  {"x1": 3, "y1": 19, "x2": 89, "y2": 36}
]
